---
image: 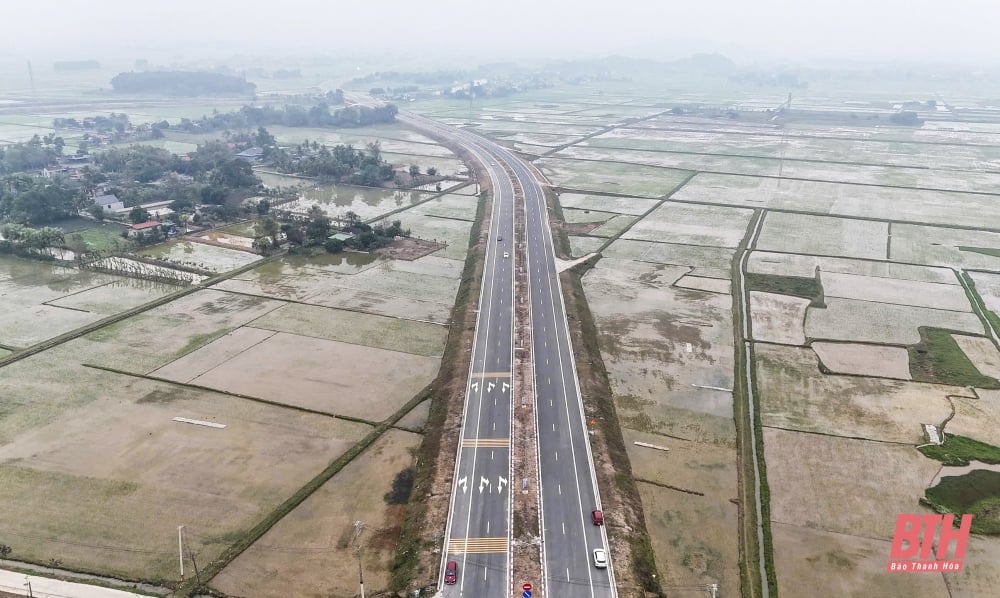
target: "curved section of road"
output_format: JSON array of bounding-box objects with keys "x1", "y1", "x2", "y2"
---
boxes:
[{"x1": 398, "y1": 111, "x2": 615, "y2": 598}]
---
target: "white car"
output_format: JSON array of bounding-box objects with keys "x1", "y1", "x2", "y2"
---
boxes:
[
  {"x1": 503, "y1": 251, "x2": 510, "y2": 259},
  {"x1": 593, "y1": 548, "x2": 608, "y2": 569}
]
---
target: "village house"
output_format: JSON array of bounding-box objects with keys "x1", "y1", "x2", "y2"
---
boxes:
[
  {"x1": 127, "y1": 221, "x2": 162, "y2": 238},
  {"x1": 93, "y1": 193, "x2": 126, "y2": 214}
]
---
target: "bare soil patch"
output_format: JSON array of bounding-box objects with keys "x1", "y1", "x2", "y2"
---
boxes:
[
  {"x1": 376, "y1": 236, "x2": 446, "y2": 261},
  {"x1": 187, "y1": 332, "x2": 440, "y2": 421},
  {"x1": 948, "y1": 390, "x2": 1000, "y2": 447},
  {"x1": 941, "y1": 535, "x2": 1000, "y2": 597},
  {"x1": 757, "y1": 343, "x2": 956, "y2": 444},
  {"x1": 0, "y1": 366, "x2": 369, "y2": 581},
  {"x1": 749, "y1": 291, "x2": 810, "y2": 345},
  {"x1": 952, "y1": 334, "x2": 1000, "y2": 379},
  {"x1": 211, "y1": 429, "x2": 421, "y2": 598},
  {"x1": 625, "y1": 429, "x2": 739, "y2": 597},
  {"x1": 248, "y1": 303, "x2": 448, "y2": 357},
  {"x1": 771, "y1": 522, "x2": 950, "y2": 598},
  {"x1": 812, "y1": 341, "x2": 912, "y2": 380},
  {"x1": 764, "y1": 427, "x2": 942, "y2": 540}
]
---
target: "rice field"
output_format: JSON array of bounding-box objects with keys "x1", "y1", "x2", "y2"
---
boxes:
[
  {"x1": 137, "y1": 240, "x2": 262, "y2": 273},
  {"x1": 804, "y1": 297, "x2": 984, "y2": 345},
  {"x1": 535, "y1": 157, "x2": 692, "y2": 197},
  {"x1": 622, "y1": 202, "x2": 753, "y2": 248},
  {"x1": 557, "y1": 192, "x2": 661, "y2": 215},
  {"x1": 672, "y1": 172, "x2": 1000, "y2": 228},
  {"x1": 755, "y1": 212, "x2": 888, "y2": 260}
]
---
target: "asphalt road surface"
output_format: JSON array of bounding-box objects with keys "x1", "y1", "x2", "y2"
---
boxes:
[{"x1": 399, "y1": 112, "x2": 616, "y2": 598}]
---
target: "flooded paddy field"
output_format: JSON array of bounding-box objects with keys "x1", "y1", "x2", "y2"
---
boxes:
[
  {"x1": 254, "y1": 170, "x2": 312, "y2": 189},
  {"x1": 0, "y1": 257, "x2": 181, "y2": 347},
  {"x1": 137, "y1": 240, "x2": 262, "y2": 273},
  {"x1": 285, "y1": 184, "x2": 429, "y2": 222}
]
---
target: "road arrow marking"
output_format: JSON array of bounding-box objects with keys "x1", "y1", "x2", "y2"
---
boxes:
[
  {"x1": 471, "y1": 382, "x2": 479, "y2": 392},
  {"x1": 488, "y1": 381, "x2": 496, "y2": 393},
  {"x1": 501, "y1": 382, "x2": 510, "y2": 394},
  {"x1": 458, "y1": 476, "x2": 468, "y2": 494},
  {"x1": 497, "y1": 476, "x2": 508, "y2": 493},
  {"x1": 479, "y1": 476, "x2": 491, "y2": 493}
]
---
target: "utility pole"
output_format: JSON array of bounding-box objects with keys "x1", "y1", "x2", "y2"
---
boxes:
[
  {"x1": 178, "y1": 525, "x2": 185, "y2": 579},
  {"x1": 353, "y1": 521, "x2": 366, "y2": 598},
  {"x1": 24, "y1": 576, "x2": 33, "y2": 598}
]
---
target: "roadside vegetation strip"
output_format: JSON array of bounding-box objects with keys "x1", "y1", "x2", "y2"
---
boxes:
[
  {"x1": 0, "y1": 253, "x2": 284, "y2": 371},
  {"x1": 388, "y1": 169, "x2": 490, "y2": 594},
  {"x1": 165, "y1": 383, "x2": 434, "y2": 598},
  {"x1": 908, "y1": 328, "x2": 1000, "y2": 389},
  {"x1": 919, "y1": 434, "x2": 1000, "y2": 467},
  {"x1": 733, "y1": 209, "x2": 776, "y2": 598}
]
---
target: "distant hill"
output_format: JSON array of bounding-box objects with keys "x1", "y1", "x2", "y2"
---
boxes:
[
  {"x1": 545, "y1": 53, "x2": 737, "y2": 77},
  {"x1": 109, "y1": 70, "x2": 256, "y2": 97}
]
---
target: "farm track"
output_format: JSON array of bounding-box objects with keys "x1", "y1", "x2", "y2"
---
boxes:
[{"x1": 733, "y1": 209, "x2": 775, "y2": 598}]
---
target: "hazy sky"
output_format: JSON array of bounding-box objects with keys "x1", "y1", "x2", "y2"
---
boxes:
[{"x1": 2, "y1": 0, "x2": 998, "y2": 66}]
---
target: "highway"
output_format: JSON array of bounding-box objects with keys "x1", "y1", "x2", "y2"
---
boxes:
[{"x1": 397, "y1": 111, "x2": 616, "y2": 598}]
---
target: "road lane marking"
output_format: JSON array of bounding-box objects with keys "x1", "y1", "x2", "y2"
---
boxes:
[
  {"x1": 471, "y1": 372, "x2": 512, "y2": 378},
  {"x1": 461, "y1": 438, "x2": 510, "y2": 448},
  {"x1": 446, "y1": 537, "x2": 509, "y2": 554}
]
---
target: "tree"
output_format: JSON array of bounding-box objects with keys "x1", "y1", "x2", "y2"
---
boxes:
[
  {"x1": 256, "y1": 199, "x2": 271, "y2": 215},
  {"x1": 252, "y1": 236, "x2": 272, "y2": 254},
  {"x1": 426, "y1": 167, "x2": 438, "y2": 176},
  {"x1": 255, "y1": 217, "x2": 280, "y2": 246},
  {"x1": 256, "y1": 126, "x2": 276, "y2": 147},
  {"x1": 88, "y1": 204, "x2": 105, "y2": 221},
  {"x1": 408, "y1": 164, "x2": 420, "y2": 178},
  {"x1": 0, "y1": 543, "x2": 10, "y2": 559},
  {"x1": 129, "y1": 206, "x2": 150, "y2": 224},
  {"x1": 305, "y1": 205, "x2": 331, "y2": 244},
  {"x1": 325, "y1": 238, "x2": 344, "y2": 253}
]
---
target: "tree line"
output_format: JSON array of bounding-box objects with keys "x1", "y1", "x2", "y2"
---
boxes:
[
  {"x1": 175, "y1": 100, "x2": 395, "y2": 134},
  {"x1": 110, "y1": 71, "x2": 256, "y2": 96}
]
